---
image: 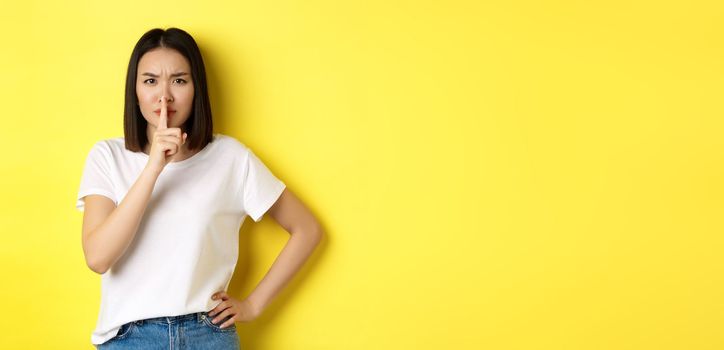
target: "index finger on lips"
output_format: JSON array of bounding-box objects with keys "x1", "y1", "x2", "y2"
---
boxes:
[{"x1": 159, "y1": 96, "x2": 168, "y2": 130}]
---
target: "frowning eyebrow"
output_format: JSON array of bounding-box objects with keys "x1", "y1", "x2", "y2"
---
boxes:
[{"x1": 141, "y1": 72, "x2": 189, "y2": 78}]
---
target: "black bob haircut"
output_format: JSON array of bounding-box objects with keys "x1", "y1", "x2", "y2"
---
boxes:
[{"x1": 123, "y1": 27, "x2": 213, "y2": 152}]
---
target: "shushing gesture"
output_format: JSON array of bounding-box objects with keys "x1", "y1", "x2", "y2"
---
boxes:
[{"x1": 147, "y1": 96, "x2": 187, "y2": 173}]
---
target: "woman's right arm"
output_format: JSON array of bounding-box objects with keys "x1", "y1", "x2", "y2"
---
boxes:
[
  {"x1": 82, "y1": 99, "x2": 185, "y2": 274},
  {"x1": 81, "y1": 166, "x2": 162, "y2": 274}
]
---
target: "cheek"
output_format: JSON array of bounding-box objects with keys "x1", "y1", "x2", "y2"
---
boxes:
[
  {"x1": 180, "y1": 88, "x2": 195, "y2": 108},
  {"x1": 136, "y1": 88, "x2": 151, "y2": 106},
  {"x1": 136, "y1": 92, "x2": 153, "y2": 117}
]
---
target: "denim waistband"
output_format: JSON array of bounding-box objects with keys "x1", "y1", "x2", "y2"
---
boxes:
[{"x1": 135, "y1": 311, "x2": 209, "y2": 325}]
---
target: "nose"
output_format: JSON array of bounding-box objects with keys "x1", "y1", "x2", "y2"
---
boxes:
[
  {"x1": 158, "y1": 83, "x2": 174, "y2": 103},
  {"x1": 158, "y1": 95, "x2": 174, "y2": 103}
]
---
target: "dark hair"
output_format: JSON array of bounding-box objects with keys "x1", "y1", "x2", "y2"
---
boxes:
[{"x1": 123, "y1": 27, "x2": 213, "y2": 152}]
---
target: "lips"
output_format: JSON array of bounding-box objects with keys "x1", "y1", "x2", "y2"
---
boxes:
[{"x1": 154, "y1": 110, "x2": 176, "y2": 115}]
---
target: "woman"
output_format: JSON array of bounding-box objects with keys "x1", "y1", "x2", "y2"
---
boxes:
[{"x1": 76, "y1": 27, "x2": 323, "y2": 349}]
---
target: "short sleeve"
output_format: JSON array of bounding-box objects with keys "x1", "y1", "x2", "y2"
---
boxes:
[
  {"x1": 241, "y1": 149, "x2": 286, "y2": 222},
  {"x1": 76, "y1": 141, "x2": 117, "y2": 212}
]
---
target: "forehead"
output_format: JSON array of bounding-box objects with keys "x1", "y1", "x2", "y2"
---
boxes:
[{"x1": 137, "y1": 48, "x2": 190, "y2": 72}]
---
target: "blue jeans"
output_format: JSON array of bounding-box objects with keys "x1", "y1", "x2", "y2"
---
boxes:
[{"x1": 96, "y1": 311, "x2": 240, "y2": 349}]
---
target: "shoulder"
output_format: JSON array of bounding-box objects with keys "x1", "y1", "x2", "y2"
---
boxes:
[
  {"x1": 84, "y1": 137, "x2": 129, "y2": 163},
  {"x1": 102, "y1": 137, "x2": 125, "y2": 149},
  {"x1": 85, "y1": 138, "x2": 114, "y2": 155},
  {"x1": 213, "y1": 133, "x2": 252, "y2": 156}
]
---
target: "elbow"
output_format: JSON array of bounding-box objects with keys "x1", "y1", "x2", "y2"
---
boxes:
[
  {"x1": 308, "y1": 223, "x2": 324, "y2": 246},
  {"x1": 289, "y1": 219, "x2": 324, "y2": 246},
  {"x1": 83, "y1": 231, "x2": 110, "y2": 275},
  {"x1": 85, "y1": 255, "x2": 109, "y2": 275},
  {"x1": 292, "y1": 223, "x2": 324, "y2": 246}
]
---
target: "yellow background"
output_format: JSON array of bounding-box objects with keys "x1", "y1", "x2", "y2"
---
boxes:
[{"x1": 1, "y1": 0, "x2": 722, "y2": 349}]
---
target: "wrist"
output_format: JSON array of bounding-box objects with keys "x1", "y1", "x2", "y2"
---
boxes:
[
  {"x1": 143, "y1": 164, "x2": 162, "y2": 177},
  {"x1": 245, "y1": 296, "x2": 266, "y2": 317}
]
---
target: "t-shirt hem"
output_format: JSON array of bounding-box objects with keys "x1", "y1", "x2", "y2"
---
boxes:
[
  {"x1": 76, "y1": 189, "x2": 117, "y2": 212},
  {"x1": 91, "y1": 324, "x2": 121, "y2": 346},
  {"x1": 249, "y1": 181, "x2": 286, "y2": 222}
]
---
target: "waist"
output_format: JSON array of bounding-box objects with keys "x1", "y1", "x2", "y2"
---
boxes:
[{"x1": 137, "y1": 311, "x2": 209, "y2": 325}]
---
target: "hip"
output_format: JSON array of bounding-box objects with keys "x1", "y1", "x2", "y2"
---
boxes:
[{"x1": 96, "y1": 311, "x2": 240, "y2": 350}]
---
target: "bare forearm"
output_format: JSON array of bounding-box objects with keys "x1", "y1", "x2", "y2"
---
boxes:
[
  {"x1": 246, "y1": 229, "x2": 323, "y2": 312},
  {"x1": 86, "y1": 166, "x2": 161, "y2": 273}
]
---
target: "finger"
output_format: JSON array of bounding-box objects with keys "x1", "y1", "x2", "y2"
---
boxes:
[
  {"x1": 208, "y1": 301, "x2": 223, "y2": 315},
  {"x1": 156, "y1": 135, "x2": 183, "y2": 145},
  {"x1": 158, "y1": 96, "x2": 168, "y2": 130},
  {"x1": 154, "y1": 128, "x2": 183, "y2": 142},
  {"x1": 208, "y1": 292, "x2": 222, "y2": 316},
  {"x1": 219, "y1": 317, "x2": 236, "y2": 329},
  {"x1": 209, "y1": 302, "x2": 230, "y2": 317},
  {"x1": 212, "y1": 292, "x2": 226, "y2": 301},
  {"x1": 212, "y1": 309, "x2": 233, "y2": 325},
  {"x1": 155, "y1": 127, "x2": 181, "y2": 135},
  {"x1": 160, "y1": 141, "x2": 178, "y2": 156}
]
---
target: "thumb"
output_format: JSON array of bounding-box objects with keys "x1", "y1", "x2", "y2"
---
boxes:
[{"x1": 212, "y1": 291, "x2": 228, "y2": 300}]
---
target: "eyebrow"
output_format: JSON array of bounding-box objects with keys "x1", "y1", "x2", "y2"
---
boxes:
[{"x1": 141, "y1": 72, "x2": 189, "y2": 78}]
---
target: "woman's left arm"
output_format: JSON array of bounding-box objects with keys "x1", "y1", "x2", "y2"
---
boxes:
[{"x1": 209, "y1": 187, "x2": 324, "y2": 327}]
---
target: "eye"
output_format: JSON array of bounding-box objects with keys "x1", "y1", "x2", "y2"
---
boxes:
[
  {"x1": 143, "y1": 78, "x2": 156, "y2": 84},
  {"x1": 174, "y1": 78, "x2": 188, "y2": 84}
]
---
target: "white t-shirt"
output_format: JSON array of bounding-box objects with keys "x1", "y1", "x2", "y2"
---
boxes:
[{"x1": 75, "y1": 133, "x2": 286, "y2": 345}]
